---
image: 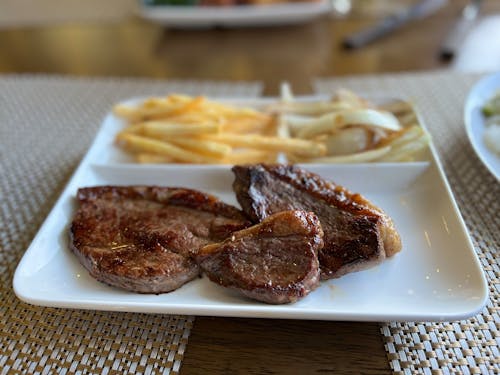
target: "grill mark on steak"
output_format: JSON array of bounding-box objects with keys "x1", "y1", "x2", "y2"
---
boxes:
[
  {"x1": 197, "y1": 210, "x2": 323, "y2": 304},
  {"x1": 232, "y1": 164, "x2": 402, "y2": 279},
  {"x1": 70, "y1": 186, "x2": 250, "y2": 294}
]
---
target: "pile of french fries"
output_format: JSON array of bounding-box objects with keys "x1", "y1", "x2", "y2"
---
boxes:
[
  {"x1": 114, "y1": 94, "x2": 325, "y2": 164},
  {"x1": 113, "y1": 87, "x2": 430, "y2": 164}
]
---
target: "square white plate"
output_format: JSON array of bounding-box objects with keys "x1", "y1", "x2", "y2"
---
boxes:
[{"x1": 13, "y1": 97, "x2": 488, "y2": 322}]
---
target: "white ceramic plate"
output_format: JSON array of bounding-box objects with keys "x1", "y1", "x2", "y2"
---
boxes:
[
  {"x1": 464, "y1": 72, "x2": 500, "y2": 180},
  {"x1": 138, "y1": 1, "x2": 331, "y2": 27},
  {"x1": 13, "y1": 97, "x2": 488, "y2": 322}
]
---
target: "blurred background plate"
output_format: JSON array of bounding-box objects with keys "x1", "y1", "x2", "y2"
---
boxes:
[
  {"x1": 464, "y1": 72, "x2": 500, "y2": 180},
  {"x1": 138, "y1": 0, "x2": 332, "y2": 28}
]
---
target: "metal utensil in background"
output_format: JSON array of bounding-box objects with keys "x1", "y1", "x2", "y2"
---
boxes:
[
  {"x1": 342, "y1": 0, "x2": 448, "y2": 49},
  {"x1": 439, "y1": 0, "x2": 483, "y2": 60}
]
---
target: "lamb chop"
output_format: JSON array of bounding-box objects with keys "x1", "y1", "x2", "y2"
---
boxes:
[
  {"x1": 70, "y1": 186, "x2": 250, "y2": 294},
  {"x1": 197, "y1": 210, "x2": 323, "y2": 304},
  {"x1": 232, "y1": 164, "x2": 402, "y2": 279}
]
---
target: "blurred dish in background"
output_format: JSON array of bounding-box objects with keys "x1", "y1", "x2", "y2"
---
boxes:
[
  {"x1": 145, "y1": 0, "x2": 321, "y2": 4},
  {"x1": 138, "y1": 0, "x2": 332, "y2": 27},
  {"x1": 464, "y1": 72, "x2": 500, "y2": 180}
]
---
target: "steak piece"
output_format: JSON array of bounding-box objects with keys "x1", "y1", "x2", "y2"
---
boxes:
[
  {"x1": 70, "y1": 186, "x2": 250, "y2": 294},
  {"x1": 197, "y1": 210, "x2": 323, "y2": 304},
  {"x1": 232, "y1": 164, "x2": 402, "y2": 279}
]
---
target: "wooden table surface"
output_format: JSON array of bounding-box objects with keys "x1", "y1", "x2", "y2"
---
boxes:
[
  {"x1": 1, "y1": 1, "x2": 498, "y2": 373},
  {"x1": 2, "y1": 0, "x2": 498, "y2": 96}
]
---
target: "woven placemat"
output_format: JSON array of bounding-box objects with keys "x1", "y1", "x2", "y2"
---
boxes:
[
  {"x1": 0, "y1": 74, "x2": 261, "y2": 374},
  {"x1": 315, "y1": 71, "x2": 499, "y2": 375}
]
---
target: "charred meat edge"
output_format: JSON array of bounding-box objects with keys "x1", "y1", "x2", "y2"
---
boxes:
[{"x1": 232, "y1": 164, "x2": 402, "y2": 279}]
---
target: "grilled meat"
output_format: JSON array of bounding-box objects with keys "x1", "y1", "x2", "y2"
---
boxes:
[
  {"x1": 70, "y1": 186, "x2": 250, "y2": 294},
  {"x1": 197, "y1": 210, "x2": 323, "y2": 304},
  {"x1": 232, "y1": 164, "x2": 402, "y2": 279}
]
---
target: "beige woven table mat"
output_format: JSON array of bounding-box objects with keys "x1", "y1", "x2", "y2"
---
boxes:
[
  {"x1": 315, "y1": 71, "x2": 499, "y2": 375},
  {"x1": 0, "y1": 74, "x2": 261, "y2": 374}
]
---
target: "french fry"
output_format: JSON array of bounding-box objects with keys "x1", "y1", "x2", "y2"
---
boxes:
[
  {"x1": 113, "y1": 104, "x2": 139, "y2": 120},
  {"x1": 378, "y1": 125, "x2": 425, "y2": 149},
  {"x1": 292, "y1": 113, "x2": 342, "y2": 139},
  {"x1": 138, "y1": 121, "x2": 220, "y2": 138},
  {"x1": 269, "y1": 101, "x2": 352, "y2": 116},
  {"x1": 118, "y1": 123, "x2": 143, "y2": 135},
  {"x1": 113, "y1": 98, "x2": 176, "y2": 122},
  {"x1": 229, "y1": 107, "x2": 269, "y2": 119},
  {"x1": 114, "y1": 95, "x2": 198, "y2": 122},
  {"x1": 377, "y1": 132, "x2": 430, "y2": 162},
  {"x1": 166, "y1": 94, "x2": 193, "y2": 103},
  {"x1": 276, "y1": 82, "x2": 355, "y2": 116},
  {"x1": 165, "y1": 96, "x2": 205, "y2": 117},
  {"x1": 280, "y1": 81, "x2": 294, "y2": 102},
  {"x1": 203, "y1": 133, "x2": 326, "y2": 158},
  {"x1": 115, "y1": 133, "x2": 222, "y2": 164},
  {"x1": 200, "y1": 101, "x2": 264, "y2": 118},
  {"x1": 306, "y1": 146, "x2": 391, "y2": 164},
  {"x1": 276, "y1": 113, "x2": 290, "y2": 139},
  {"x1": 169, "y1": 138, "x2": 232, "y2": 158},
  {"x1": 165, "y1": 112, "x2": 220, "y2": 125},
  {"x1": 220, "y1": 115, "x2": 273, "y2": 134}
]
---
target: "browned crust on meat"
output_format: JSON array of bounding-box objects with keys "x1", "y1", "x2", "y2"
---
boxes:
[
  {"x1": 233, "y1": 164, "x2": 378, "y2": 221},
  {"x1": 260, "y1": 164, "x2": 401, "y2": 258},
  {"x1": 232, "y1": 164, "x2": 402, "y2": 279},
  {"x1": 71, "y1": 185, "x2": 250, "y2": 294},
  {"x1": 70, "y1": 240, "x2": 200, "y2": 294},
  {"x1": 199, "y1": 209, "x2": 324, "y2": 259},
  {"x1": 197, "y1": 210, "x2": 323, "y2": 304},
  {"x1": 77, "y1": 185, "x2": 248, "y2": 222}
]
